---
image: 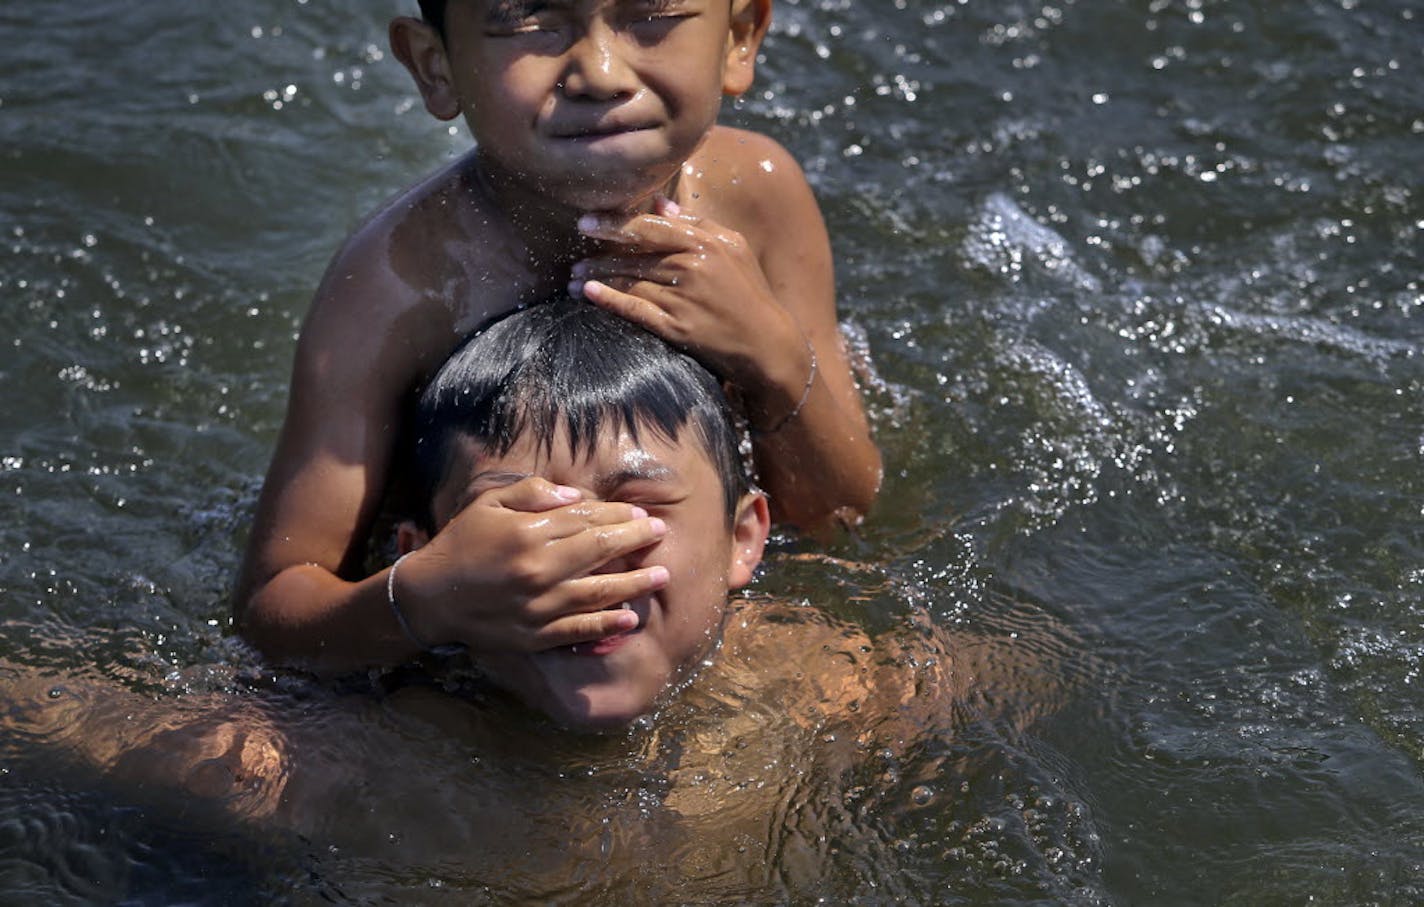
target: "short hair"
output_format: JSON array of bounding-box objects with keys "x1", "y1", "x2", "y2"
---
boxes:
[
  {"x1": 417, "y1": 0, "x2": 445, "y2": 38},
  {"x1": 412, "y1": 299, "x2": 749, "y2": 529}
]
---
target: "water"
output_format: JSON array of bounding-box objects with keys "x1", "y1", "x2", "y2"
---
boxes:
[{"x1": 2, "y1": 0, "x2": 1422, "y2": 902}]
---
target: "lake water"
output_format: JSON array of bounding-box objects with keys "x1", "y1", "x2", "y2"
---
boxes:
[{"x1": 2, "y1": 0, "x2": 1422, "y2": 903}]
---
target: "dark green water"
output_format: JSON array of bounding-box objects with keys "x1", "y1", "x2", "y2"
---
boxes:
[{"x1": 2, "y1": 0, "x2": 1422, "y2": 903}]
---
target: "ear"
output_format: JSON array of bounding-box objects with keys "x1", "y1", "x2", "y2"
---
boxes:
[
  {"x1": 390, "y1": 16, "x2": 463, "y2": 121},
  {"x1": 723, "y1": 0, "x2": 772, "y2": 97},
  {"x1": 396, "y1": 519, "x2": 432, "y2": 557},
  {"x1": 726, "y1": 492, "x2": 771, "y2": 589}
]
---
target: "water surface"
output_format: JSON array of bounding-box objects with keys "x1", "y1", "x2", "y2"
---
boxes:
[{"x1": 2, "y1": 0, "x2": 1422, "y2": 903}]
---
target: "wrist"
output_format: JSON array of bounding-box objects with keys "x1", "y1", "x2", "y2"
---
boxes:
[
  {"x1": 387, "y1": 548, "x2": 448, "y2": 650},
  {"x1": 745, "y1": 330, "x2": 817, "y2": 435},
  {"x1": 386, "y1": 553, "x2": 431, "y2": 650}
]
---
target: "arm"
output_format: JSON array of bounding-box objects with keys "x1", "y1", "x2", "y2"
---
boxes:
[
  {"x1": 573, "y1": 135, "x2": 881, "y2": 530},
  {"x1": 234, "y1": 248, "x2": 659, "y2": 672},
  {"x1": 733, "y1": 138, "x2": 882, "y2": 529},
  {"x1": 233, "y1": 248, "x2": 452, "y2": 670}
]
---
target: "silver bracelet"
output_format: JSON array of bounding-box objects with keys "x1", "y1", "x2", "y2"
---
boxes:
[
  {"x1": 386, "y1": 552, "x2": 430, "y2": 650},
  {"x1": 754, "y1": 341, "x2": 818, "y2": 436}
]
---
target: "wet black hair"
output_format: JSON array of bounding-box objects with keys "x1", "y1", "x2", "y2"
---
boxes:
[
  {"x1": 412, "y1": 298, "x2": 749, "y2": 530},
  {"x1": 417, "y1": 0, "x2": 446, "y2": 39}
]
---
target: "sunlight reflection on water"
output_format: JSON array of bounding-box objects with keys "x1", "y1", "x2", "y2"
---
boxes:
[{"x1": 1, "y1": 0, "x2": 1422, "y2": 902}]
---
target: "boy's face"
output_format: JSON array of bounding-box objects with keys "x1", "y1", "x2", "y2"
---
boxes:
[
  {"x1": 418, "y1": 421, "x2": 768, "y2": 730},
  {"x1": 395, "y1": 1, "x2": 769, "y2": 211}
]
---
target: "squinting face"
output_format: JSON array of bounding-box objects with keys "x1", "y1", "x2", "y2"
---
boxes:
[
  {"x1": 427, "y1": 423, "x2": 764, "y2": 730},
  {"x1": 436, "y1": 0, "x2": 745, "y2": 210}
]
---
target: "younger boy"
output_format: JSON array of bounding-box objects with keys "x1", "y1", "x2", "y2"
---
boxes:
[{"x1": 235, "y1": 0, "x2": 882, "y2": 671}]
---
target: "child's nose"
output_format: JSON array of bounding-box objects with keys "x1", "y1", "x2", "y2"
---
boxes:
[{"x1": 560, "y1": 23, "x2": 636, "y2": 100}]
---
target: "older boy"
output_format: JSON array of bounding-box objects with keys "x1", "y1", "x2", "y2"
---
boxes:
[{"x1": 235, "y1": 0, "x2": 881, "y2": 671}]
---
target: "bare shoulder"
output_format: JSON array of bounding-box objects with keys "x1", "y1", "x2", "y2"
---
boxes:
[
  {"x1": 691, "y1": 126, "x2": 821, "y2": 237},
  {"x1": 697, "y1": 126, "x2": 808, "y2": 186},
  {"x1": 685, "y1": 126, "x2": 834, "y2": 337},
  {"x1": 309, "y1": 159, "x2": 467, "y2": 326},
  {"x1": 718, "y1": 601, "x2": 952, "y2": 726},
  {"x1": 298, "y1": 155, "x2": 498, "y2": 388}
]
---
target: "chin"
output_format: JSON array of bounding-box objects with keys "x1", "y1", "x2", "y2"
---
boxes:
[
  {"x1": 548, "y1": 165, "x2": 682, "y2": 213},
  {"x1": 483, "y1": 644, "x2": 675, "y2": 733},
  {"x1": 550, "y1": 185, "x2": 657, "y2": 216},
  {"x1": 540, "y1": 685, "x2": 657, "y2": 733}
]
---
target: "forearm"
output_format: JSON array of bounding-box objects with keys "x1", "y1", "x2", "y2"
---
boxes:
[
  {"x1": 235, "y1": 563, "x2": 423, "y2": 674},
  {"x1": 748, "y1": 343, "x2": 882, "y2": 530}
]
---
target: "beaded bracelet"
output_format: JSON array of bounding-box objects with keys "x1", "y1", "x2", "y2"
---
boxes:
[
  {"x1": 753, "y1": 341, "x2": 818, "y2": 436},
  {"x1": 386, "y1": 552, "x2": 431, "y2": 650}
]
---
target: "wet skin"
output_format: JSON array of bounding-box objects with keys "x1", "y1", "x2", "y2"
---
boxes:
[
  {"x1": 233, "y1": 0, "x2": 880, "y2": 672},
  {"x1": 401, "y1": 425, "x2": 771, "y2": 729},
  {"x1": 438, "y1": 0, "x2": 745, "y2": 213}
]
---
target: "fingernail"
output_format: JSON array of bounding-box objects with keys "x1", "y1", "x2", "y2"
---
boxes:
[
  {"x1": 648, "y1": 517, "x2": 668, "y2": 535},
  {"x1": 662, "y1": 198, "x2": 682, "y2": 216},
  {"x1": 629, "y1": 506, "x2": 648, "y2": 520},
  {"x1": 554, "y1": 485, "x2": 582, "y2": 501},
  {"x1": 648, "y1": 566, "x2": 670, "y2": 586},
  {"x1": 616, "y1": 610, "x2": 640, "y2": 630},
  {"x1": 577, "y1": 214, "x2": 600, "y2": 234}
]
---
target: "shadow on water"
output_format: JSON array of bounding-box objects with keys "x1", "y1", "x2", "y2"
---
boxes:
[{"x1": 2, "y1": 0, "x2": 1422, "y2": 902}]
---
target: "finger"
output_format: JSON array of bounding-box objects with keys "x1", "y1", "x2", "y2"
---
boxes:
[
  {"x1": 577, "y1": 212, "x2": 702, "y2": 252},
  {"x1": 577, "y1": 280, "x2": 678, "y2": 334},
  {"x1": 571, "y1": 253, "x2": 670, "y2": 286},
  {"x1": 528, "y1": 565, "x2": 669, "y2": 625},
  {"x1": 525, "y1": 602, "x2": 645, "y2": 651},
  {"x1": 551, "y1": 514, "x2": 669, "y2": 574},
  {"x1": 538, "y1": 500, "x2": 652, "y2": 541},
  {"x1": 653, "y1": 195, "x2": 706, "y2": 229},
  {"x1": 480, "y1": 476, "x2": 583, "y2": 513}
]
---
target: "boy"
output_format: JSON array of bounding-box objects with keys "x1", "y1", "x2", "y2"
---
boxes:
[
  {"x1": 235, "y1": 0, "x2": 882, "y2": 671},
  {"x1": 396, "y1": 298, "x2": 771, "y2": 728}
]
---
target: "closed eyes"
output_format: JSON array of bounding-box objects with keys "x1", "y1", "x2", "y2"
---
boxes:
[{"x1": 484, "y1": 0, "x2": 694, "y2": 33}]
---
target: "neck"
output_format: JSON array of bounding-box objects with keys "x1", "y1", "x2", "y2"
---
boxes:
[{"x1": 464, "y1": 154, "x2": 676, "y2": 272}]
